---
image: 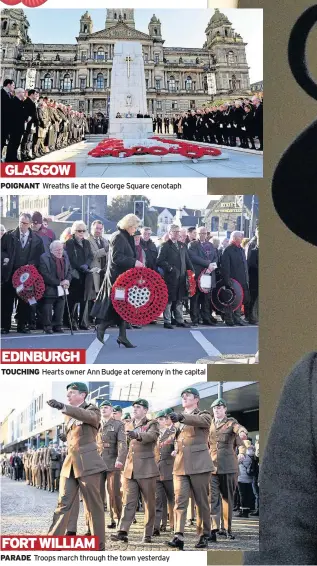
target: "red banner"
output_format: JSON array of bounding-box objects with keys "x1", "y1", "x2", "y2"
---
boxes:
[
  {"x1": 0, "y1": 536, "x2": 98, "y2": 551},
  {"x1": 1, "y1": 163, "x2": 76, "y2": 177},
  {"x1": 0, "y1": 349, "x2": 86, "y2": 364}
]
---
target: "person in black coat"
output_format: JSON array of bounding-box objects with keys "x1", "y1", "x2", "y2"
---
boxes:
[
  {"x1": 65, "y1": 222, "x2": 93, "y2": 330},
  {"x1": 188, "y1": 227, "x2": 218, "y2": 326},
  {"x1": 5, "y1": 89, "x2": 28, "y2": 162},
  {"x1": 220, "y1": 231, "x2": 250, "y2": 326},
  {"x1": 247, "y1": 229, "x2": 259, "y2": 325},
  {"x1": 93, "y1": 214, "x2": 143, "y2": 348},
  {"x1": 140, "y1": 227, "x2": 158, "y2": 271},
  {"x1": 244, "y1": 352, "x2": 317, "y2": 566},
  {"x1": 38, "y1": 241, "x2": 72, "y2": 334},
  {"x1": 20, "y1": 90, "x2": 39, "y2": 161},
  {"x1": 157, "y1": 225, "x2": 194, "y2": 329},
  {"x1": 1, "y1": 79, "x2": 15, "y2": 159},
  {"x1": 252, "y1": 97, "x2": 263, "y2": 150},
  {"x1": 1, "y1": 213, "x2": 44, "y2": 334}
]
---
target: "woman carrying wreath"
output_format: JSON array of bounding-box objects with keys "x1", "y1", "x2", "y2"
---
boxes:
[{"x1": 92, "y1": 214, "x2": 144, "y2": 349}]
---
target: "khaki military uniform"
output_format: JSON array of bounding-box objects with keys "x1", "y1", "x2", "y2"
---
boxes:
[
  {"x1": 209, "y1": 417, "x2": 248, "y2": 533},
  {"x1": 173, "y1": 409, "x2": 214, "y2": 536},
  {"x1": 23, "y1": 452, "x2": 31, "y2": 484},
  {"x1": 48, "y1": 402, "x2": 107, "y2": 550},
  {"x1": 154, "y1": 427, "x2": 176, "y2": 531},
  {"x1": 31, "y1": 450, "x2": 40, "y2": 487},
  {"x1": 119, "y1": 417, "x2": 159, "y2": 537},
  {"x1": 47, "y1": 446, "x2": 61, "y2": 492}
]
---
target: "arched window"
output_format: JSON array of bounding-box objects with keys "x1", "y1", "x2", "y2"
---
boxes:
[
  {"x1": 97, "y1": 48, "x2": 104, "y2": 61},
  {"x1": 114, "y1": 12, "x2": 117, "y2": 19},
  {"x1": 154, "y1": 28, "x2": 157, "y2": 35},
  {"x1": 123, "y1": 12, "x2": 127, "y2": 20},
  {"x1": 211, "y1": 216, "x2": 219, "y2": 231},
  {"x1": 227, "y1": 51, "x2": 235, "y2": 64},
  {"x1": 43, "y1": 73, "x2": 52, "y2": 90},
  {"x1": 97, "y1": 73, "x2": 104, "y2": 89},
  {"x1": 185, "y1": 76, "x2": 192, "y2": 91},
  {"x1": 2, "y1": 20, "x2": 8, "y2": 31},
  {"x1": 168, "y1": 75, "x2": 176, "y2": 92},
  {"x1": 63, "y1": 73, "x2": 71, "y2": 91}
]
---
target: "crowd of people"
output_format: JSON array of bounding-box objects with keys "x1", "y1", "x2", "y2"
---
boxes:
[
  {"x1": 2, "y1": 384, "x2": 259, "y2": 550},
  {"x1": 1, "y1": 79, "x2": 88, "y2": 163},
  {"x1": 1, "y1": 212, "x2": 259, "y2": 342}
]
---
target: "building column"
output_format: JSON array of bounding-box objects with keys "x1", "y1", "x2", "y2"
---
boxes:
[
  {"x1": 75, "y1": 70, "x2": 79, "y2": 88},
  {"x1": 16, "y1": 69, "x2": 21, "y2": 86}
]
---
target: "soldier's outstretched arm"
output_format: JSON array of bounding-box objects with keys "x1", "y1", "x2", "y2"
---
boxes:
[
  {"x1": 61, "y1": 404, "x2": 101, "y2": 428},
  {"x1": 180, "y1": 411, "x2": 212, "y2": 428},
  {"x1": 137, "y1": 421, "x2": 160, "y2": 444}
]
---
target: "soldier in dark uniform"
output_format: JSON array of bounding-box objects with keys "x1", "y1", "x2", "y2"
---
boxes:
[
  {"x1": 209, "y1": 398, "x2": 248, "y2": 540},
  {"x1": 153, "y1": 410, "x2": 176, "y2": 536},
  {"x1": 47, "y1": 441, "x2": 61, "y2": 493},
  {"x1": 47, "y1": 382, "x2": 107, "y2": 550},
  {"x1": 167, "y1": 387, "x2": 215, "y2": 550},
  {"x1": 111, "y1": 398, "x2": 159, "y2": 544},
  {"x1": 97, "y1": 400, "x2": 127, "y2": 529}
]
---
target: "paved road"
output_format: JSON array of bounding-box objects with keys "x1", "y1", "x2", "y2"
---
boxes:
[
  {"x1": 2, "y1": 322, "x2": 258, "y2": 364},
  {"x1": 1, "y1": 476, "x2": 258, "y2": 551},
  {"x1": 33, "y1": 141, "x2": 263, "y2": 178}
]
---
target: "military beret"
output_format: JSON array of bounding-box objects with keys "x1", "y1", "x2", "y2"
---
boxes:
[
  {"x1": 165, "y1": 408, "x2": 174, "y2": 415},
  {"x1": 113, "y1": 405, "x2": 122, "y2": 413},
  {"x1": 66, "y1": 382, "x2": 88, "y2": 394},
  {"x1": 133, "y1": 398, "x2": 149, "y2": 409},
  {"x1": 211, "y1": 397, "x2": 227, "y2": 409},
  {"x1": 181, "y1": 387, "x2": 200, "y2": 398},
  {"x1": 100, "y1": 400, "x2": 112, "y2": 408},
  {"x1": 156, "y1": 410, "x2": 166, "y2": 418},
  {"x1": 122, "y1": 413, "x2": 131, "y2": 420}
]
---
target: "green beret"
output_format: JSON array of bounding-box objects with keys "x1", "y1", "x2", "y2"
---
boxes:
[
  {"x1": 122, "y1": 413, "x2": 131, "y2": 420},
  {"x1": 113, "y1": 405, "x2": 122, "y2": 413},
  {"x1": 66, "y1": 382, "x2": 88, "y2": 394},
  {"x1": 100, "y1": 400, "x2": 112, "y2": 408},
  {"x1": 156, "y1": 410, "x2": 166, "y2": 418},
  {"x1": 181, "y1": 387, "x2": 200, "y2": 398},
  {"x1": 211, "y1": 397, "x2": 227, "y2": 409},
  {"x1": 165, "y1": 408, "x2": 174, "y2": 415},
  {"x1": 133, "y1": 398, "x2": 149, "y2": 409}
]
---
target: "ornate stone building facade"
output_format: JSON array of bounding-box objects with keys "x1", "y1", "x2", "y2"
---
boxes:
[
  {"x1": 1, "y1": 8, "x2": 252, "y2": 117},
  {"x1": 204, "y1": 195, "x2": 258, "y2": 236}
]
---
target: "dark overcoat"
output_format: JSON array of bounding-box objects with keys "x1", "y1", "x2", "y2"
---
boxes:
[
  {"x1": 157, "y1": 239, "x2": 194, "y2": 302},
  {"x1": 38, "y1": 251, "x2": 72, "y2": 299},
  {"x1": 220, "y1": 243, "x2": 249, "y2": 292},
  {"x1": 1, "y1": 227, "x2": 44, "y2": 283}
]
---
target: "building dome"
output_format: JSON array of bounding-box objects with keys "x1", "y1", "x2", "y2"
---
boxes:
[
  {"x1": 150, "y1": 14, "x2": 158, "y2": 23},
  {"x1": 208, "y1": 8, "x2": 232, "y2": 28}
]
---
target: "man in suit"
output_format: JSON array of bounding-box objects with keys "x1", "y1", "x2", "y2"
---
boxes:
[
  {"x1": 111, "y1": 398, "x2": 159, "y2": 544},
  {"x1": 1, "y1": 213, "x2": 44, "y2": 334},
  {"x1": 1, "y1": 78, "x2": 15, "y2": 159},
  {"x1": 157, "y1": 224, "x2": 194, "y2": 329},
  {"x1": 97, "y1": 400, "x2": 127, "y2": 529},
  {"x1": 20, "y1": 89, "x2": 39, "y2": 161},
  {"x1": 252, "y1": 96, "x2": 263, "y2": 151},
  {"x1": 47, "y1": 382, "x2": 107, "y2": 550},
  {"x1": 209, "y1": 398, "x2": 248, "y2": 540},
  {"x1": 38, "y1": 240, "x2": 72, "y2": 334},
  {"x1": 153, "y1": 410, "x2": 176, "y2": 536},
  {"x1": 188, "y1": 226, "x2": 218, "y2": 327},
  {"x1": 167, "y1": 387, "x2": 215, "y2": 550},
  {"x1": 87, "y1": 221, "x2": 109, "y2": 321},
  {"x1": 220, "y1": 230, "x2": 250, "y2": 326},
  {"x1": 140, "y1": 227, "x2": 158, "y2": 271}
]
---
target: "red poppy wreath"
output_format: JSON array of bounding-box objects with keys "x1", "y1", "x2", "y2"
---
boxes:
[
  {"x1": 12, "y1": 265, "x2": 45, "y2": 303},
  {"x1": 186, "y1": 270, "x2": 196, "y2": 297},
  {"x1": 111, "y1": 267, "x2": 168, "y2": 325}
]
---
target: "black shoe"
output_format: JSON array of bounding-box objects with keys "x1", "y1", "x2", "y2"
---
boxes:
[
  {"x1": 209, "y1": 530, "x2": 217, "y2": 542},
  {"x1": 1, "y1": 329, "x2": 9, "y2": 334},
  {"x1": 160, "y1": 526, "x2": 167, "y2": 532},
  {"x1": 176, "y1": 322, "x2": 191, "y2": 328},
  {"x1": 187, "y1": 519, "x2": 195, "y2": 527},
  {"x1": 85, "y1": 530, "x2": 91, "y2": 536},
  {"x1": 226, "y1": 531, "x2": 235, "y2": 540},
  {"x1": 66, "y1": 531, "x2": 76, "y2": 535},
  {"x1": 117, "y1": 337, "x2": 136, "y2": 348},
  {"x1": 164, "y1": 323, "x2": 174, "y2": 329},
  {"x1": 79, "y1": 324, "x2": 90, "y2": 330},
  {"x1": 242, "y1": 509, "x2": 250, "y2": 518},
  {"x1": 17, "y1": 326, "x2": 31, "y2": 334},
  {"x1": 44, "y1": 328, "x2": 53, "y2": 334},
  {"x1": 107, "y1": 521, "x2": 116, "y2": 529},
  {"x1": 53, "y1": 327, "x2": 64, "y2": 333},
  {"x1": 195, "y1": 535, "x2": 209, "y2": 549},
  {"x1": 234, "y1": 317, "x2": 249, "y2": 326},
  {"x1": 110, "y1": 531, "x2": 128, "y2": 543},
  {"x1": 133, "y1": 519, "x2": 137, "y2": 524},
  {"x1": 171, "y1": 318, "x2": 177, "y2": 326},
  {"x1": 166, "y1": 535, "x2": 184, "y2": 551},
  {"x1": 96, "y1": 322, "x2": 108, "y2": 344},
  {"x1": 235, "y1": 510, "x2": 243, "y2": 517},
  {"x1": 202, "y1": 320, "x2": 216, "y2": 326},
  {"x1": 142, "y1": 536, "x2": 152, "y2": 543},
  {"x1": 153, "y1": 529, "x2": 160, "y2": 537},
  {"x1": 225, "y1": 320, "x2": 235, "y2": 327},
  {"x1": 191, "y1": 323, "x2": 199, "y2": 327},
  {"x1": 250, "y1": 510, "x2": 259, "y2": 516}
]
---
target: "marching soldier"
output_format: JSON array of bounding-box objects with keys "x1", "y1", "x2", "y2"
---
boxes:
[
  {"x1": 31, "y1": 448, "x2": 40, "y2": 488},
  {"x1": 111, "y1": 398, "x2": 159, "y2": 544},
  {"x1": 97, "y1": 400, "x2": 127, "y2": 529},
  {"x1": 23, "y1": 449, "x2": 32, "y2": 485},
  {"x1": 209, "y1": 398, "x2": 248, "y2": 540},
  {"x1": 153, "y1": 410, "x2": 176, "y2": 536},
  {"x1": 47, "y1": 441, "x2": 61, "y2": 493},
  {"x1": 47, "y1": 382, "x2": 107, "y2": 551},
  {"x1": 122, "y1": 413, "x2": 131, "y2": 429},
  {"x1": 167, "y1": 387, "x2": 214, "y2": 550}
]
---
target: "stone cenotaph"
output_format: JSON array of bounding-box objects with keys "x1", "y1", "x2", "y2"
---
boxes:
[{"x1": 108, "y1": 41, "x2": 153, "y2": 140}]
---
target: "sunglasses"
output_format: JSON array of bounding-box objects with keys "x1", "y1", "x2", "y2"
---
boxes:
[{"x1": 76, "y1": 229, "x2": 86, "y2": 233}]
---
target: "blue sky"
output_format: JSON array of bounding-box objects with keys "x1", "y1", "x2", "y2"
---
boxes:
[{"x1": 24, "y1": 9, "x2": 263, "y2": 83}]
